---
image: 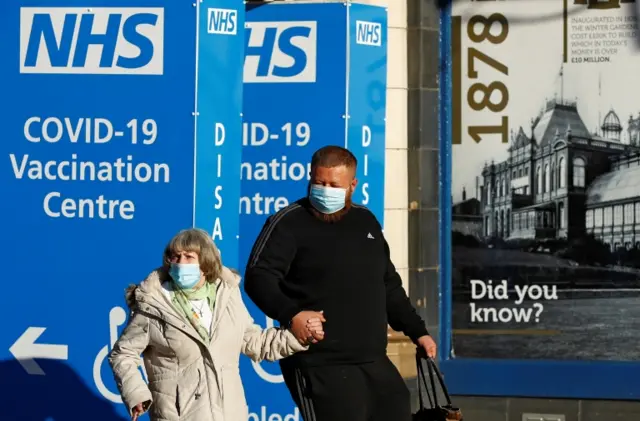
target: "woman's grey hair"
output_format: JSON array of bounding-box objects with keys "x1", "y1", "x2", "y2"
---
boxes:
[{"x1": 162, "y1": 228, "x2": 222, "y2": 283}]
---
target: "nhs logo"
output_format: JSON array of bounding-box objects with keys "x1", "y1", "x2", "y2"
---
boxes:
[
  {"x1": 207, "y1": 8, "x2": 237, "y2": 35},
  {"x1": 244, "y1": 21, "x2": 317, "y2": 84},
  {"x1": 355, "y1": 20, "x2": 382, "y2": 47},
  {"x1": 19, "y1": 7, "x2": 164, "y2": 75}
]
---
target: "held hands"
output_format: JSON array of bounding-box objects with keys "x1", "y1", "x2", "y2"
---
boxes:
[{"x1": 291, "y1": 311, "x2": 326, "y2": 346}]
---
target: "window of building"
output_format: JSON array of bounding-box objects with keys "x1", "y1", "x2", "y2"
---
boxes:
[
  {"x1": 573, "y1": 157, "x2": 586, "y2": 187},
  {"x1": 625, "y1": 203, "x2": 634, "y2": 225},
  {"x1": 604, "y1": 207, "x2": 612, "y2": 226},
  {"x1": 536, "y1": 166, "x2": 541, "y2": 194},
  {"x1": 559, "y1": 203, "x2": 566, "y2": 229},
  {"x1": 558, "y1": 158, "x2": 566, "y2": 188},
  {"x1": 636, "y1": 202, "x2": 640, "y2": 223},
  {"x1": 513, "y1": 171, "x2": 516, "y2": 179},
  {"x1": 518, "y1": 168, "x2": 523, "y2": 177},
  {"x1": 518, "y1": 213, "x2": 522, "y2": 229},
  {"x1": 528, "y1": 211, "x2": 534, "y2": 228},
  {"x1": 524, "y1": 166, "x2": 529, "y2": 175},
  {"x1": 614, "y1": 205, "x2": 623, "y2": 226},
  {"x1": 544, "y1": 164, "x2": 550, "y2": 193},
  {"x1": 550, "y1": 164, "x2": 555, "y2": 192},
  {"x1": 595, "y1": 208, "x2": 603, "y2": 227},
  {"x1": 586, "y1": 209, "x2": 594, "y2": 228}
]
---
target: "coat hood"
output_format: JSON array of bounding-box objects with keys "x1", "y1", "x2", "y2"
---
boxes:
[{"x1": 124, "y1": 266, "x2": 241, "y2": 310}]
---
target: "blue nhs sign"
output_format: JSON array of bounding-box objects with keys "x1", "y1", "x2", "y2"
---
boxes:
[
  {"x1": 243, "y1": 21, "x2": 316, "y2": 83},
  {"x1": 207, "y1": 8, "x2": 237, "y2": 35},
  {"x1": 355, "y1": 20, "x2": 381, "y2": 47},
  {"x1": 19, "y1": 7, "x2": 164, "y2": 75}
]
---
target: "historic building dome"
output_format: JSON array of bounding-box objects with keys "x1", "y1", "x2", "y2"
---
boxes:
[{"x1": 601, "y1": 109, "x2": 623, "y2": 142}]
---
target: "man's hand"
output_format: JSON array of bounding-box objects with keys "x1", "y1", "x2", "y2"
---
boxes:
[
  {"x1": 290, "y1": 311, "x2": 326, "y2": 345},
  {"x1": 417, "y1": 335, "x2": 437, "y2": 359}
]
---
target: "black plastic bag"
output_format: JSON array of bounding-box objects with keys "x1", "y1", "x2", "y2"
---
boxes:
[{"x1": 412, "y1": 350, "x2": 463, "y2": 421}]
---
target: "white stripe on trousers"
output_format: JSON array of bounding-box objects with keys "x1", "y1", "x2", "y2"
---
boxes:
[{"x1": 294, "y1": 368, "x2": 317, "y2": 421}]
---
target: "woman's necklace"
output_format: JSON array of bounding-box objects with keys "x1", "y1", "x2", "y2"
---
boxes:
[{"x1": 191, "y1": 300, "x2": 206, "y2": 317}]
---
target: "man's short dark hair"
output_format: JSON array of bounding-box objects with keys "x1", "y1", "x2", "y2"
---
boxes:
[{"x1": 311, "y1": 146, "x2": 357, "y2": 171}]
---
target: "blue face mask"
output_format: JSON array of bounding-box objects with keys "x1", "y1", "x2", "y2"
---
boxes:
[
  {"x1": 309, "y1": 184, "x2": 347, "y2": 214},
  {"x1": 169, "y1": 263, "x2": 201, "y2": 289}
]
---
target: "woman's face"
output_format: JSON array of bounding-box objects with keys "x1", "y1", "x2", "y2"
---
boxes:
[
  {"x1": 170, "y1": 250, "x2": 206, "y2": 286},
  {"x1": 170, "y1": 250, "x2": 199, "y2": 265}
]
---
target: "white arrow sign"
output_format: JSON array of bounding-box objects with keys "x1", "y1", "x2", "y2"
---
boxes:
[{"x1": 9, "y1": 327, "x2": 69, "y2": 375}]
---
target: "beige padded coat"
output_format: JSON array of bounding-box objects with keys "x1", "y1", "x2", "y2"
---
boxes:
[{"x1": 108, "y1": 266, "x2": 307, "y2": 421}]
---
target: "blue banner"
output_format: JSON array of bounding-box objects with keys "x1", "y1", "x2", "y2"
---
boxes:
[
  {"x1": 195, "y1": 0, "x2": 244, "y2": 269},
  {"x1": 0, "y1": 1, "x2": 243, "y2": 419},
  {"x1": 347, "y1": 3, "x2": 387, "y2": 221},
  {"x1": 241, "y1": 3, "x2": 387, "y2": 419}
]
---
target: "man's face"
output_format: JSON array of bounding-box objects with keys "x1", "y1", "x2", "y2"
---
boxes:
[
  {"x1": 308, "y1": 165, "x2": 358, "y2": 222},
  {"x1": 310, "y1": 165, "x2": 357, "y2": 193}
]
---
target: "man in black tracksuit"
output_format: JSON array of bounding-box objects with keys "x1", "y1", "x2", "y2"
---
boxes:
[{"x1": 244, "y1": 145, "x2": 436, "y2": 421}]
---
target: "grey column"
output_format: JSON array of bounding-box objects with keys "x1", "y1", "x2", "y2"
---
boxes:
[{"x1": 406, "y1": 0, "x2": 441, "y2": 412}]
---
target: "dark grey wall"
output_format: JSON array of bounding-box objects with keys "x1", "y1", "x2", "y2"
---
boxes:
[
  {"x1": 406, "y1": 0, "x2": 441, "y2": 411},
  {"x1": 407, "y1": 0, "x2": 441, "y2": 354},
  {"x1": 404, "y1": 1, "x2": 640, "y2": 419}
]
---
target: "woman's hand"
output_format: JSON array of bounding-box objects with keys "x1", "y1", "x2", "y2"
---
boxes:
[
  {"x1": 306, "y1": 316, "x2": 325, "y2": 343},
  {"x1": 131, "y1": 402, "x2": 147, "y2": 421}
]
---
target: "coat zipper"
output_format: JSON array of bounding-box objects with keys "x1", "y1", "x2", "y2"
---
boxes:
[
  {"x1": 176, "y1": 368, "x2": 202, "y2": 415},
  {"x1": 195, "y1": 369, "x2": 202, "y2": 400}
]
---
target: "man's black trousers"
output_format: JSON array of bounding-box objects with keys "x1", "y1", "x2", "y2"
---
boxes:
[{"x1": 280, "y1": 357, "x2": 412, "y2": 421}]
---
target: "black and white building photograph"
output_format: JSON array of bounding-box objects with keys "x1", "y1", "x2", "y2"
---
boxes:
[{"x1": 451, "y1": 0, "x2": 640, "y2": 361}]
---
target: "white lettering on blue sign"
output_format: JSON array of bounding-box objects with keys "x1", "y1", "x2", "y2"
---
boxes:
[
  {"x1": 243, "y1": 21, "x2": 317, "y2": 83},
  {"x1": 361, "y1": 125, "x2": 371, "y2": 205},
  {"x1": 248, "y1": 406, "x2": 300, "y2": 421},
  {"x1": 11, "y1": 116, "x2": 169, "y2": 220},
  {"x1": 19, "y1": 7, "x2": 164, "y2": 75},
  {"x1": 207, "y1": 8, "x2": 237, "y2": 35},
  {"x1": 212, "y1": 122, "x2": 226, "y2": 240},
  {"x1": 355, "y1": 20, "x2": 381, "y2": 47}
]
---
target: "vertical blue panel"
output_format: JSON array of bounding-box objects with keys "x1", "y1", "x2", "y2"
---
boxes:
[
  {"x1": 439, "y1": 0, "x2": 453, "y2": 366},
  {"x1": 347, "y1": 3, "x2": 387, "y2": 225},
  {"x1": 0, "y1": 1, "x2": 195, "y2": 420},
  {"x1": 242, "y1": 2, "x2": 347, "y2": 418},
  {"x1": 195, "y1": 0, "x2": 244, "y2": 269}
]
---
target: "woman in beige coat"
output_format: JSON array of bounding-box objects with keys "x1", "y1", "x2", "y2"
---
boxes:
[{"x1": 109, "y1": 228, "x2": 324, "y2": 421}]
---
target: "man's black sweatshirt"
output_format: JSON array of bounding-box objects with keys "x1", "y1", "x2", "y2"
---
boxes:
[{"x1": 244, "y1": 199, "x2": 429, "y2": 367}]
